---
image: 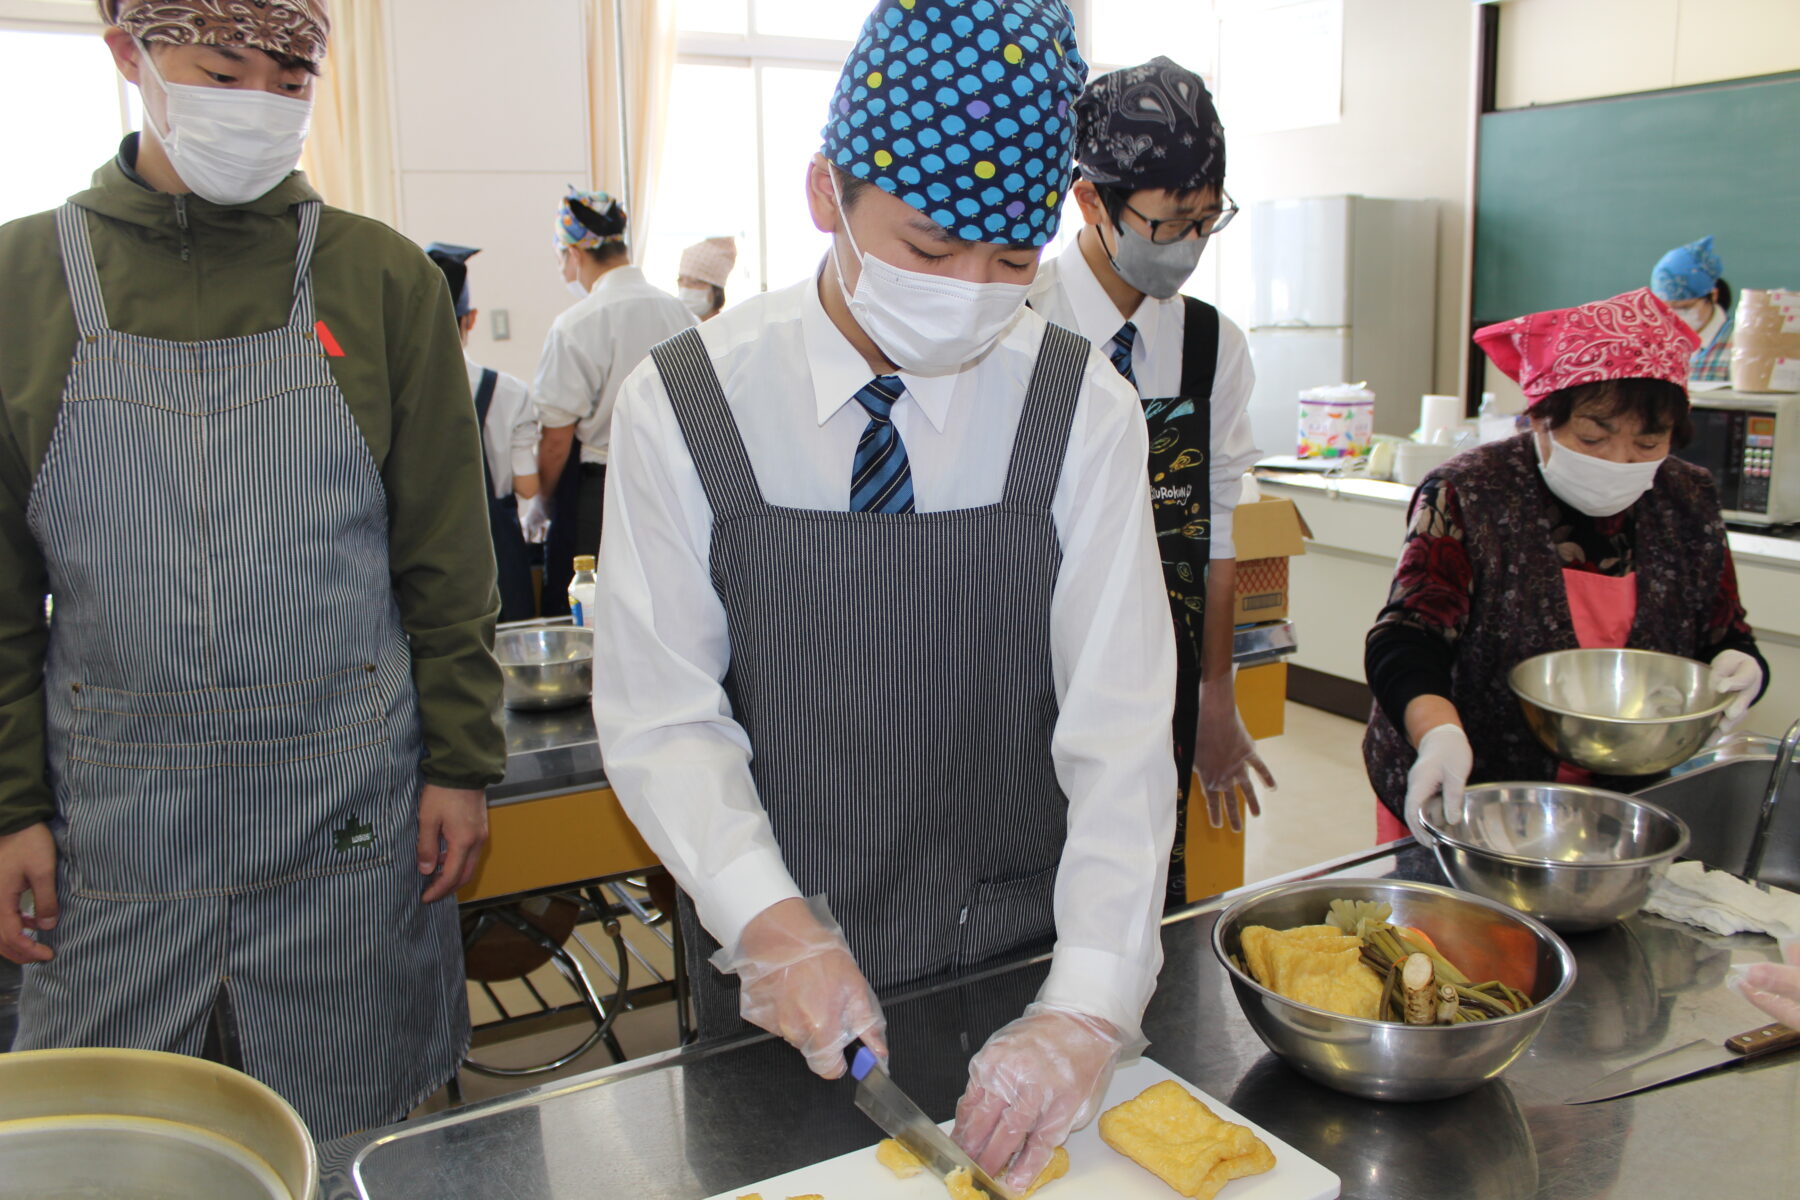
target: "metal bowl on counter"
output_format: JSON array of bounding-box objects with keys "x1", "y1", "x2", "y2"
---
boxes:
[
  {"x1": 1509, "y1": 648, "x2": 1729, "y2": 775},
  {"x1": 0, "y1": 1048, "x2": 317, "y2": 1200},
  {"x1": 497, "y1": 626, "x2": 594, "y2": 711},
  {"x1": 1421, "y1": 783, "x2": 1690, "y2": 932},
  {"x1": 1212, "y1": 878, "x2": 1576, "y2": 1101}
]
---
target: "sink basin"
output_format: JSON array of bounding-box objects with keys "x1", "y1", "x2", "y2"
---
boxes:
[{"x1": 1633, "y1": 756, "x2": 1800, "y2": 890}]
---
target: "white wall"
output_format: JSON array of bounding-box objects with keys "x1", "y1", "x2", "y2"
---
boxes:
[
  {"x1": 1496, "y1": 0, "x2": 1800, "y2": 109},
  {"x1": 385, "y1": 0, "x2": 591, "y2": 382},
  {"x1": 1206, "y1": 0, "x2": 1478, "y2": 409}
]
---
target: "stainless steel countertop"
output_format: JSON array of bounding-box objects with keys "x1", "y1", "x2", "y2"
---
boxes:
[
  {"x1": 318, "y1": 842, "x2": 1800, "y2": 1199},
  {"x1": 488, "y1": 618, "x2": 1299, "y2": 805}
]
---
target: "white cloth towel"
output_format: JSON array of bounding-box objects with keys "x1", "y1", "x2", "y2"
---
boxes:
[{"x1": 1643, "y1": 860, "x2": 1800, "y2": 940}]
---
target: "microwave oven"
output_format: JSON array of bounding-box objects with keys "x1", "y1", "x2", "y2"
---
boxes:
[{"x1": 1675, "y1": 392, "x2": 1800, "y2": 526}]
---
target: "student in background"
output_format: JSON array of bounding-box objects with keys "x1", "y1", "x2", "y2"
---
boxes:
[
  {"x1": 1029, "y1": 58, "x2": 1270, "y2": 907},
  {"x1": 534, "y1": 190, "x2": 694, "y2": 614},
  {"x1": 677, "y1": 236, "x2": 737, "y2": 321},
  {"x1": 1650, "y1": 235, "x2": 1734, "y2": 386},
  {"x1": 428, "y1": 242, "x2": 540, "y2": 621}
]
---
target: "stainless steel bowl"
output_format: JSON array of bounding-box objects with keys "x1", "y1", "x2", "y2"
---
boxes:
[
  {"x1": 0, "y1": 1048, "x2": 317, "y2": 1200},
  {"x1": 1509, "y1": 648, "x2": 1729, "y2": 775},
  {"x1": 497, "y1": 627, "x2": 594, "y2": 711},
  {"x1": 1421, "y1": 783, "x2": 1690, "y2": 932},
  {"x1": 1212, "y1": 878, "x2": 1576, "y2": 1101}
]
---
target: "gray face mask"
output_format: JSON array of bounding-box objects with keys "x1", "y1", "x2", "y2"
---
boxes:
[{"x1": 1106, "y1": 221, "x2": 1208, "y2": 299}]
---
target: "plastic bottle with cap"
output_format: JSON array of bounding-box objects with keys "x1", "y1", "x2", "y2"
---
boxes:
[{"x1": 567, "y1": 556, "x2": 597, "y2": 629}]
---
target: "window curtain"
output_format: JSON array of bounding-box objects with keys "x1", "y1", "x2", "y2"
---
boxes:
[
  {"x1": 298, "y1": 0, "x2": 397, "y2": 227},
  {"x1": 584, "y1": 0, "x2": 678, "y2": 261}
]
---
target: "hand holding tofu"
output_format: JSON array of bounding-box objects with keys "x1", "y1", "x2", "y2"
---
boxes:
[{"x1": 953, "y1": 1002, "x2": 1127, "y2": 1194}]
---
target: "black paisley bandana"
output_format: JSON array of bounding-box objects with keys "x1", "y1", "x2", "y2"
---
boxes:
[{"x1": 1074, "y1": 56, "x2": 1224, "y2": 192}]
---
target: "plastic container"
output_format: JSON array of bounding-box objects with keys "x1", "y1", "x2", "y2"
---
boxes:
[
  {"x1": 1297, "y1": 384, "x2": 1375, "y2": 459},
  {"x1": 567, "y1": 555, "x2": 597, "y2": 629}
]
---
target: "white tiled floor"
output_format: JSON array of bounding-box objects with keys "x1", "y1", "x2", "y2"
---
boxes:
[{"x1": 421, "y1": 701, "x2": 1381, "y2": 1111}]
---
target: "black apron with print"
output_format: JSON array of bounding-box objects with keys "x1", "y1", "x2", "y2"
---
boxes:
[{"x1": 1153, "y1": 297, "x2": 1219, "y2": 907}]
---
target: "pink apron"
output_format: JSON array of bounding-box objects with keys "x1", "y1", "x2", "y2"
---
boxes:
[{"x1": 1375, "y1": 568, "x2": 1637, "y2": 843}]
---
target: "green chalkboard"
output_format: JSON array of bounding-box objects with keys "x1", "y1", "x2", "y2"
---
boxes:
[{"x1": 1474, "y1": 72, "x2": 1800, "y2": 325}]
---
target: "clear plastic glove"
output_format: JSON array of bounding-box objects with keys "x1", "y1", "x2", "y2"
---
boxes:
[
  {"x1": 1730, "y1": 938, "x2": 1800, "y2": 1028},
  {"x1": 1709, "y1": 649, "x2": 1763, "y2": 734},
  {"x1": 710, "y1": 896, "x2": 886, "y2": 1079},
  {"x1": 1196, "y1": 678, "x2": 1275, "y2": 833},
  {"x1": 1405, "y1": 724, "x2": 1472, "y2": 843},
  {"x1": 519, "y1": 493, "x2": 551, "y2": 544},
  {"x1": 953, "y1": 1002, "x2": 1130, "y2": 1194}
]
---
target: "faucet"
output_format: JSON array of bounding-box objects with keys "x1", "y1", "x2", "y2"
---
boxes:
[{"x1": 1744, "y1": 717, "x2": 1800, "y2": 881}]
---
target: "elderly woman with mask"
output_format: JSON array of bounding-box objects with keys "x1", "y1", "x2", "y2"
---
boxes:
[{"x1": 1364, "y1": 289, "x2": 1769, "y2": 842}]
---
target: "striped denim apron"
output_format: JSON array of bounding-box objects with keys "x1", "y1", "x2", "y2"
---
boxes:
[
  {"x1": 15, "y1": 202, "x2": 468, "y2": 1141},
  {"x1": 650, "y1": 325, "x2": 1086, "y2": 1036}
]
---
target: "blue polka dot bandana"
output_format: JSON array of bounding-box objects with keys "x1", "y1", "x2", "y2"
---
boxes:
[
  {"x1": 823, "y1": 0, "x2": 1088, "y2": 248},
  {"x1": 1650, "y1": 234, "x2": 1722, "y2": 303}
]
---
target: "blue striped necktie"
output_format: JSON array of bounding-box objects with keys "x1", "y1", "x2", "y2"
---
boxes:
[
  {"x1": 850, "y1": 375, "x2": 916, "y2": 514},
  {"x1": 1108, "y1": 321, "x2": 1139, "y2": 389}
]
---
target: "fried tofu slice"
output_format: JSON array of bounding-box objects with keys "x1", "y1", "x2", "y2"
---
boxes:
[
  {"x1": 945, "y1": 1167, "x2": 988, "y2": 1200},
  {"x1": 877, "y1": 1138, "x2": 926, "y2": 1180},
  {"x1": 1022, "y1": 1146, "x2": 1070, "y2": 1197},
  {"x1": 1240, "y1": 925, "x2": 1384, "y2": 1020},
  {"x1": 1099, "y1": 1080, "x2": 1276, "y2": 1199}
]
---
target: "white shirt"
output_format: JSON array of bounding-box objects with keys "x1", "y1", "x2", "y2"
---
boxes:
[
  {"x1": 592, "y1": 275, "x2": 1178, "y2": 1039},
  {"x1": 531, "y1": 265, "x2": 696, "y2": 464},
  {"x1": 464, "y1": 355, "x2": 539, "y2": 500},
  {"x1": 1030, "y1": 239, "x2": 1261, "y2": 557}
]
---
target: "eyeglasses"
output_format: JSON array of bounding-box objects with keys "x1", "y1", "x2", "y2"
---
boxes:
[{"x1": 1122, "y1": 192, "x2": 1239, "y2": 245}]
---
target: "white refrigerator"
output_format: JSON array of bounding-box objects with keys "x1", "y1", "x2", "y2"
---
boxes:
[{"x1": 1246, "y1": 195, "x2": 1439, "y2": 458}]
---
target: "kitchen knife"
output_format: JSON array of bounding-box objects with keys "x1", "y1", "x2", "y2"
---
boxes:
[
  {"x1": 845, "y1": 1043, "x2": 1018, "y2": 1199},
  {"x1": 1564, "y1": 1022, "x2": 1800, "y2": 1104}
]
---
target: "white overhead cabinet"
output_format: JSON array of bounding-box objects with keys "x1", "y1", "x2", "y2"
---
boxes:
[{"x1": 1246, "y1": 195, "x2": 1439, "y2": 455}]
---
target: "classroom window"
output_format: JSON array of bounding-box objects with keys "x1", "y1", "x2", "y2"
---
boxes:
[{"x1": 0, "y1": 28, "x2": 135, "y2": 227}]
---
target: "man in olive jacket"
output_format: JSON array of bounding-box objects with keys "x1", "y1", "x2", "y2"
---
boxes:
[{"x1": 0, "y1": 1, "x2": 503, "y2": 1139}]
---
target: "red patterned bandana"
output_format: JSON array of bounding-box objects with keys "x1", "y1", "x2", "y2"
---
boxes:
[
  {"x1": 1475, "y1": 288, "x2": 1702, "y2": 404},
  {"x1": 113, "y1": 1, "x2": 330, "y2": 66}
]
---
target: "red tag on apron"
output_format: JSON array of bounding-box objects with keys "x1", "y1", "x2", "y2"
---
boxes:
[{"x1": 314, "y1": 320, "x2": 346, "y2": 357}]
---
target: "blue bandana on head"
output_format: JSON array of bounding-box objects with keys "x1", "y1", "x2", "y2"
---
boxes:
[
  {"x1": 1651, "y1": 235, "x2": 1722, "y2": 303},
  {"x1": 823, "y1": 0, "x2": 1087, "y2": 248}
]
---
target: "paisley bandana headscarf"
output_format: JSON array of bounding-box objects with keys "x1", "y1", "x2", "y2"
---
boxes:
[
  {"x1": 1650, "y1": 234, "x2": 1723, "y2": 304},
  {"x1": 106, "y1": 1, "x2": 331, "y2": 66},
  {"x1": 1074, "y1": 56, "x2": 1224, "y2": 193},
  {"x1": 1474, "y1": 288, "x2": 1701, "y2": 405},
  {"x1": 823, "y1": 0, "x2": 1088, "y2": 248}
]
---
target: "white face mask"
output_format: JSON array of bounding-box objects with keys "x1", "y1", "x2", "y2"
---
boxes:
[
  {"x1": 139, "y1": 45, "x2": 311, "y2": 206},
  {"x1": 1674, "y1": 303, "x2": 1709, "y2": 332},
  {"x1": 566, "y1": 277, "x2": 591, "y2": 300},
  {"x1": 678, "y1": 286, "x2": 715, "y2": 318},
  {"x1": 828, "y1": 173, "x2": 1032, "y2": 376},
  {"x1": 1536, "y1": 430, "x2": 1662, "y2": 518}
]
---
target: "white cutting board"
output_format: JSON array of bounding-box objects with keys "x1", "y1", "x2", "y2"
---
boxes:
[{"x1": 705, "y1": 1058, "x2": 1340, "y2": 1200}]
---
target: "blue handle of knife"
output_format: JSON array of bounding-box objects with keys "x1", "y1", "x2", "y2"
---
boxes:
[{"x1": 847, "y1": 1041, "x2": 878, "y2": 1081}]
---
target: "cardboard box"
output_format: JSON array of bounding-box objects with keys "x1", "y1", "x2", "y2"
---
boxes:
[{"x1": 1231, "y1": 497, "x2": 1311, "y2": 624}]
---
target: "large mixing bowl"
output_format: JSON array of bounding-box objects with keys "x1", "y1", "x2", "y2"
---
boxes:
[
  {"x1": 0, "y1": 1048, "x2": 317, "y2": 1200},
  {"x1": 1509, "y1": 648, "x2": 1729, "y2": 775},
  {"x1": 1421, "y1": 783, "x2": 1690, "y2": 932},
  {"x1": 497, "y1": 626, "x2": 594, "y2": 711},
  {"x1": 1212, "y1": 878, "x2": 1576, "y2": 1101}
]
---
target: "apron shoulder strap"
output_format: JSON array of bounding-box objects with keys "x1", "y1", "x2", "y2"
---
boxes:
[
  {"x1": 287, "y1": 201, "x2": 323, "y2": 331},
  {"x1": 473, "y1": 368, "x2": 499, "y2": 429},
  {"x1": 54, "y1": 204, "x2": 110, "y2": 338},
  {"x1": 1178, "y1": 296, "x2": 1221, "y2": 401},
  {"x1": 1001, "y1": 322, "x2": 1089, "y2": 512},
  {"x1": 649, "y1": 328, "x2": 765, "y2": 518}
]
